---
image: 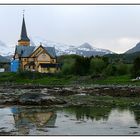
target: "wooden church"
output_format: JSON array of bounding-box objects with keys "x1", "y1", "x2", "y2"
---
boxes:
[{"x1": 11, "y1": 15, "x2": 60, "y2": 73}]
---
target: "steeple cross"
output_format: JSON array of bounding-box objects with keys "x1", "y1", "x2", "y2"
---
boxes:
[{"x1": 23, "y1": 9, "x2": 25, "y2": 17}]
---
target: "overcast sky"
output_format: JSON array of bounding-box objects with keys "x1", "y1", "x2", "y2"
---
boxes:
[{"x1": 0, "y1": 5, "x2": 140, "y2": 53}]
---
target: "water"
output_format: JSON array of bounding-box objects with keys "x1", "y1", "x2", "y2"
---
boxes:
[{"x1": 0, "y1": 105, "x2": 140, "y2": 135}]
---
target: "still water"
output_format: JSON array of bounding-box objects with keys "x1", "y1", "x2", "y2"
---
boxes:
[{"x1": 0, "y1": 105, "x2": 140, "y2": 135}]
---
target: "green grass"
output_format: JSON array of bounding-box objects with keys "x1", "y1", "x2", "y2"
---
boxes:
[
  {"x1": 92, "y1": 75, "x2": 140, "y2": 86},
  {"x1": 1, "y1": 72, "x2": 140, "y2": 86},
  {"x1": 0, "y1": 72, "x2": 78, "y2": 85},
  {"x1": 91, "y1": 75, "x2": 131, "y2": 85},
  {"x1": 63, "y1": 94, "x2": 140, "y2": 108}
]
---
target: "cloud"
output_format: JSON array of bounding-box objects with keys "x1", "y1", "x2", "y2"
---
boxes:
[
  {"x1": 108, "y1": 109, "x2": 136, "y2": 126},
  {"x1": 93, "y1": 37, "x2": 140, "y2": 53}
]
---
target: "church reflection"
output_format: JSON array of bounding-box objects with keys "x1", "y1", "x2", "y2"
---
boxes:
[{"x1": 10, "y1": 106, "x2": 57, "y2": 135}]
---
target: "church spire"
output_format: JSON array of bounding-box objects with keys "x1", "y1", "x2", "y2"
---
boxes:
[
  {"x1": 18, "y1": 11, "x2": 30, "y2": 46},
  {"x1": 20, "y1": 15, "x2": 30, "y2": 41}
]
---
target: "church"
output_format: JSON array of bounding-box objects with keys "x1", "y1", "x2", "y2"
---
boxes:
[{"x1": 11, "y1": 15, "x2": 60, "y2": 73}]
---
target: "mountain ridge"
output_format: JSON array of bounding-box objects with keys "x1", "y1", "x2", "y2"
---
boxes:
[
  {"x1": 31, "y1": 37, "x2": 114, "y2": 56},
  {"x1": 0, "y1": 37, "x2": 114, "y2": 57}
]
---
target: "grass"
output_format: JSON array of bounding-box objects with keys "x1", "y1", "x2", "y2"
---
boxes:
[
  {"x1": 62, "y1": 94, "x2": 140, "y2": 109},
  {"x1": 1, "y1": 72, "x2": 140, "y2": 86},
  {"x1": 0, "y1": 72, "x2": 78, "y2": 85},
  {"x1": 96, "y1": 75, "x2": 140, "y2": 86},
  {"x1": 91, "y1": 75, "x2": 131, "y2": 85}
]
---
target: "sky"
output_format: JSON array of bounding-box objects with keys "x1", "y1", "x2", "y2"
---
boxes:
[{"x1": 0, "y1": 5, "x2": 140, "y2": 53}]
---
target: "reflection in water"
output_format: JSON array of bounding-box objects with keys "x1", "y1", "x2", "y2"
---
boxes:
[
  {"x1": 130, "y1": 107, "x2": 140, "y2": 125},
  {"x1": 0, "y1": 105, "x2": 140, "y2": 135},
  {"x1": 63, "y1": 106, "x2": 112, "y2": 121},
  {"x1": 11, "y1": 106, "x2": 57, "y2": 135}
]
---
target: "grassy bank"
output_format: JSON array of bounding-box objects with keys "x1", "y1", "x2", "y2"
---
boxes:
[
  {"x1": 0, "y1": 72, "x2": 140, "y2": 86},
  {"x1": 63, "y1": 95, "x2": 140, "y2": 108}
]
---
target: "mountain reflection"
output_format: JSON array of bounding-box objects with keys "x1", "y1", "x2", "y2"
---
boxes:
[
  {"x1": 10, "y1": 106, "x2": 57, "y2": 135},
  {"x1": 63, "y1": 106, "x2": 112, "y2": 121}
]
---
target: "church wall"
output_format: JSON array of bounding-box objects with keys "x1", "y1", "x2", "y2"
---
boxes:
[
  {"x1": 21, "y1": 58, "x2": 28, "y2": 70},
  {"x1": 37, "y1": 53, "x2": 51, "y2": 62},
  {"x1": 14, "y1": 51, "x2": 58, "y2": 73},
  {"x1": 37, "y1": 66, "x2": 58, "y2": 73}
]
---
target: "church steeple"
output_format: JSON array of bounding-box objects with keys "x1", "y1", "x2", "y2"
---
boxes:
[{"x1": 18, "y1": 12, "x2": 30, "y2": 46}]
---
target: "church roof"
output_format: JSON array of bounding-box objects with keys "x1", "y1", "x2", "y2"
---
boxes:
[
  {"x1": 44, "y1": 47, "x2": 56, "y2": 58},
  {"x1": 15, "y1": 46, "x2": 57, "y2": 58},
  {"x1": 15, "y1": 46, "x2": 35, "y2": 57},
  {"x1": 18, "y1": 16, "x2": 30, "y2": 42}
]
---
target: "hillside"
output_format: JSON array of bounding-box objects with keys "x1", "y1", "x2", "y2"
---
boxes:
[
  {"x1": 104, "y1": 51, "x2": 140, "y2": 63},
  {"x1": 125, "y1": 42, "x2": 140, "y2": 54},
  {"x1": 0, "y1": 55, "x2": 10, "y2": 63}
]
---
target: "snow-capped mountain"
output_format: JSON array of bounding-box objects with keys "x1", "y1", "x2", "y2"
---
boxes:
[
  {"x1": 0, "y1": 37, "x2": 113, "y2": 57},
  {"x1": 64, "y1": 43, "x2": 113, "y2": 56},
  {"x1": 31, "y1": 37, "x2": 113, "y2": 56},
  {"x1": 0, "y1": 40, "x2": 15, "y2": 56}
]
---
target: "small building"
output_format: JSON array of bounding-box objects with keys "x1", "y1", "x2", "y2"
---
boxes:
[
  {"x1": 11, "y1": 14, "x2": 60, "y2": 73},
  {"x1": 11, "y1": 59, "x2": 19, "y2": 72},
  {"x1": 0, "y1": 55, "x2": 10, "y2": 72}
]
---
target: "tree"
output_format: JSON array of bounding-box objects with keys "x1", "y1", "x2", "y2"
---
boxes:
[
  {"x1": 131, "y1": 57, "x2": 140, "y2": 78},
  {"x1": 61, "y1": 58, "x2": 75, "y2": 75},
  {"x1": 116, "y1": 63, "x2": 128, "y2": 75},
  {"x1": 104, "y1": 64, "x2": 117, "y2": 76},
  {"x1": 90, "y1": 58, "x2": 106, "y2": 75},
  {"x1": 73, "y1": 56, "x2": 90, "y2": 76}
]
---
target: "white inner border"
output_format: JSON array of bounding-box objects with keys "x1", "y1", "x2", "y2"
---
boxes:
[
  {"x1": 1, "y1": 0, "x2": 140, "y2": 140},
  {"x1": 0, "y1": 0, "x2": 140, "y2": 4}
]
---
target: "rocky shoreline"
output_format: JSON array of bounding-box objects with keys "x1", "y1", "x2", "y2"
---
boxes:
[{"x1": 0, "y1": 84, "x2": 140, "y2": 106}]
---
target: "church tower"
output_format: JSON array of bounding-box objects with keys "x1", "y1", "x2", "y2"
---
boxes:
[{"x1": 18, "y1": 14, "x2": 30, "y2": 46}]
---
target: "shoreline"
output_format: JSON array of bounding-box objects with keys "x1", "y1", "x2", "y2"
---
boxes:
[
  {"x1": 1, "y1": 83, "x2": 140, "y2": 88},
  {"x1": 0, "y1": 83, "x2": 140, "y2": 107}
]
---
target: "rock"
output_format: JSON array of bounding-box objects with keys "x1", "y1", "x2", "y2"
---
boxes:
[
  {"x1": 75, "y1": 121, "x2": 82, "y2": 124},
  {"x1": 19, "y1": 92, "x2": 66, "y2": 105},
  {"x1": 19, "y1": 92, "x2": 42, "y2": 105},
  {"x1": 0, "y1": 131, "x2": 12, "y2": 136},
  {"x1": 129, "y1": 131, "x2": 138, "y2": 134},
  {"x1": 36, "y1": 128, "x2": 48, "y2": 132},
  {"x1": 129, "y1": 126, "x2": 138, "y2": 129},
  {"x1": 64, "y1": 115, "x2": 69, "y2": 117},
  {"x1": 46, "y1": 126, "x2": 58, "y2": 128}
]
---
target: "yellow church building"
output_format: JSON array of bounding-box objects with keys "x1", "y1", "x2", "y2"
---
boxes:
[{"x1": 11, "y1": 15, "x2": 60, "y2": 73}]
